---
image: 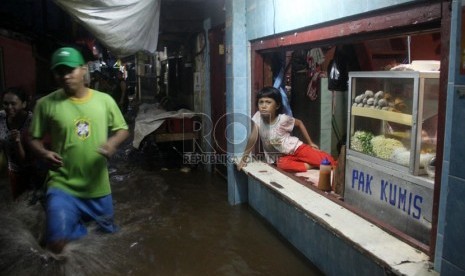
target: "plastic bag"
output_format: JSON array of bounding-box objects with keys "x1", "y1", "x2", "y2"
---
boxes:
[{"x1": 327, "y1": 47, "x2": 349, "y2": 91}]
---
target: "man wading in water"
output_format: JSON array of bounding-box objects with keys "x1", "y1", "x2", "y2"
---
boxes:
[{"x1": 29, "y1": 47, "x2": 129, "y2": 253}]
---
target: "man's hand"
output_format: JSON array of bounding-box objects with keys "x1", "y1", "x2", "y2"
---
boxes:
[
  {"x1": 97, "y1": 129, "x2": 129, "y2": 159},
  {"x1": 97, "y1": 143, "x2": 117, "y2": 159},
  {"x1": 42, "y1": 150, "x2": 64, "y2": 169}
]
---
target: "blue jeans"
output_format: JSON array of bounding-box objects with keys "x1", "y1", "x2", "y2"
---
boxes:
[{"x1": 46, "y1": 188, "x2": 117, "y2": 243}]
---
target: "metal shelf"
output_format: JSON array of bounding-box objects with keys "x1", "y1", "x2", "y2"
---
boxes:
[{"x1": 351, "y1": 106, "x2": 412, "y2": 126}]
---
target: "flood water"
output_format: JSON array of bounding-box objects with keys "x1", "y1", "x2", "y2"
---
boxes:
[{"x1": 0, "y1": 140, "x2": 323, "y2": 275}]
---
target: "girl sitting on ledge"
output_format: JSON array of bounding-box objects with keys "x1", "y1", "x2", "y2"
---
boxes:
[{"x1": 237, "y1": 86, "x2": 336, "y2": 173}]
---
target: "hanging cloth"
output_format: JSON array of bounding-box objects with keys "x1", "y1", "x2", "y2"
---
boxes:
[
  {"x1": 54, "y1": 0, "x2": 161, "y2": 57},
  {"x1": 306, "y1": 71, "x2": 326, "y2": 101},
  {"x1": 306, "y1": 48, "x2": 326, "y2": 101}
]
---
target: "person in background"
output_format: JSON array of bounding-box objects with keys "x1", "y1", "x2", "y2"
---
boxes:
[
  {"x1": 114, "y1": 70, "x2": 128, "y2": 113},
  {"x1": 90, "y1": 70, "x2": 112, "y2": 94},
  {"x1": 29, "y1": 47, "x2": 129, "y2": 254},
  {"x1": 237, "y1": 86, "x2": 336, "y2": 173},
  {"x1": 0, "y1": 87, "x2": 41, "y2": 201}
]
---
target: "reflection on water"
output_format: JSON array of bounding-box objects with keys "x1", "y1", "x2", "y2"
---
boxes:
[{"x1": 0, "y1": 145, "x2": 322, "y2": 275}]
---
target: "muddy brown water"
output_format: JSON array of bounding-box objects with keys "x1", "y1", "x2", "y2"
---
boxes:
[{"x1": 0, "y1": 143, "x2": 323, "y2": 275}]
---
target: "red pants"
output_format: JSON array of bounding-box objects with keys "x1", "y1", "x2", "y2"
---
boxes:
[{"x1": 277, "y1": 144, "x2": 336, "y2": 173}]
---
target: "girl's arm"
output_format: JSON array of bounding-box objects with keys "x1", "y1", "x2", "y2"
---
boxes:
[
  {"x1": 294, "y1": 119, "x2": 319, "y2": 149},
  {"x1": 236, "y1": 123, "x2": 259, "y2": 171},
  {"x1": 10, "y1": 130, "x2": 26, "y2": 161}
]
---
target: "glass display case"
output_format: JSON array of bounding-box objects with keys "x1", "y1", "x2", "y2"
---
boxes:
[
  {"x1": 344, "y1": 71, "x2": 439, "y2": 244},
  {"x1": 347, "y1": 71, "x2": 439, "y2": 177}
]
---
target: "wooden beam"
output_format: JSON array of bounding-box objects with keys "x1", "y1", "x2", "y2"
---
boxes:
[{"x1": 251, "y1": 2, "x2": 442, "y2": 52}]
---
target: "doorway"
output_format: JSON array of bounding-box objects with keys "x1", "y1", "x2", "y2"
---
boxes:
[{"x1": 209, "y1": 25, "x2": 227, "y2": 177}]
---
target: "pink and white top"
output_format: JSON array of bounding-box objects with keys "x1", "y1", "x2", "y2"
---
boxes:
[{"x1": 252, "y1": 111, "x2": 303, "y2": 163}]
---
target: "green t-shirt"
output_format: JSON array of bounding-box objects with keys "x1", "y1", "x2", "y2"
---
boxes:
[{"x1": 30, "y1": 89, "x2": 128, "y2": 198}]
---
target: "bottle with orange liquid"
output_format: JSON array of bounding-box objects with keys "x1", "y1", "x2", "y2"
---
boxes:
[{"x1": 317, "y1": 157, "x2": 332, "y2": 191}]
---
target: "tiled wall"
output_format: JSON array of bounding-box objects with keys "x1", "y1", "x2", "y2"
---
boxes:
[
  {"x1": 320, "y1": 78, "x2": 347, "y2": 157},
  {"x1": 247, "y1": 176, "x2": 394, "y2": 275},
  {"x1": 434, "y1": 1, "x2": 465, "y2": 274},
  {"x1": 226, "y1": 0, "x2": 250, "y2": 205}
]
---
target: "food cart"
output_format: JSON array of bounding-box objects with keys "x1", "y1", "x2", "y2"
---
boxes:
[{"x1": 344, "y1": 70, "x2": 439, "y2": 245}]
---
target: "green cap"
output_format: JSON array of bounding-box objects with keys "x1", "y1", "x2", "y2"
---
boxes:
[{"x1": 51, "y1": 47, "x2": 85, "y2": 70}]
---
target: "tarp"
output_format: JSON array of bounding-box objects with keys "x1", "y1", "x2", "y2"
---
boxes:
[
  {"x1": 133, "y1": 103, "x2": 197, "y2": 148},
  {"x1": 54, "y1": 0, "x2": 160, "y2": 57}
]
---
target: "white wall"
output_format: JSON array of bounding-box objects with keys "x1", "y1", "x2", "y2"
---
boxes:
[{"x1": 246, "y1": 0, "x2": 417, "y2": 40}]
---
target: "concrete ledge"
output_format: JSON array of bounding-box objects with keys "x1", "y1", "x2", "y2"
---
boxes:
[{"x1": 241, "y1": 161, "x2": 438, "y2": 276}]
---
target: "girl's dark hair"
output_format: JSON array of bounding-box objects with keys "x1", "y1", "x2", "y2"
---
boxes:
[
  {"x1": 256, "y1": 86, "x2": 283, "y2": 114},
  {"x1": 3, "y1": 87, "x2": 28, "y2": 103}
]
